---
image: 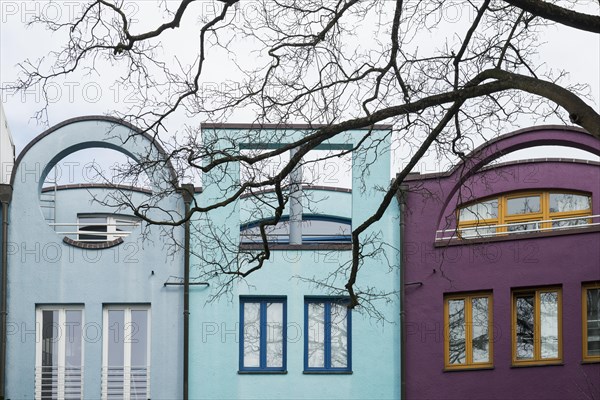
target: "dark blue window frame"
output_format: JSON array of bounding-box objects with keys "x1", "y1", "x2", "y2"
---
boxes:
[
  {"x1": 239, "y1": 296, "x2": 287, "y2": 373},
  {"x1": 304, "y1": 297, "x2": 352, "y2": 373}
]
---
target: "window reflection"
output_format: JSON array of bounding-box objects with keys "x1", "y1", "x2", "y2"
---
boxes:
[
  {"x1": 471, "y1": 297, "x2": 489, "y2": 363},
  {"x1": 516, "y1": 295, "x2": 535, "y2": 360},
  {"x1": 585, "y1": 287, "x2": 600, "y2": 358},
  {"x1": 448, "y1": 300, "x2": 466, "y2": 365},
  {"x1": 506, "y1": 196, "x2": 540, "y2": 215}
]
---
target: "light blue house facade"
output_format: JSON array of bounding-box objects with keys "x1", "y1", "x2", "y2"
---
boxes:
[
  {"x1": 188, "y1": 124, "x2": 401, "y2": 400},
  {"x1": 3, "y1": 117, "x2": 184, "y2": 399}
]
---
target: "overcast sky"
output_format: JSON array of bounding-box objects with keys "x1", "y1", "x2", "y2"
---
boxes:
[{"x1": 1, "y1": 0, "x2": 598, "y2": 177}]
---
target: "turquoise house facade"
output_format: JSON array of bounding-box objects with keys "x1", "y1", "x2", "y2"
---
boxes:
[
  {"x1": 188, "y1": 124, "x2": 401, "y2": 399},
  {"x1": 4, "y1": 117, "x2": 184, "y2": 399}
]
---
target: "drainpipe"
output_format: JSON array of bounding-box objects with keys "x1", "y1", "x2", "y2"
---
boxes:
[
  {"x1": 289, "y1": 148, "x2": 303, "y2": 245},
  {"x1": 397, "y1": 184, "x2": 407, "y2": 400},
  {"x1": 181, "y1": 184, "x2": 194, "y2": 400},
  {"x1": 0, "y1": 184, "x2": 12, "y2": 400}
]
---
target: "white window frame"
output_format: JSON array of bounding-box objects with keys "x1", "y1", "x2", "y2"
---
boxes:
[
  {"x1": 77, "y1": 214, "x2": 139, "y2": 242},
  {"x1": 35, "y1": 306, "x2": 84, "y2": 400},
  {"x1": 102, "y1": 305, "x2": 151, "y2": 400}
]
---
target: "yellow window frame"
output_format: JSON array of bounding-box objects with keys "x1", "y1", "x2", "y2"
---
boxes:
[
  {"x1": 511, "y1": 287, "x2": 563, "y2": 366},
  {"x1": 582, "y1": 282, "x2": 600, "y2": 362},
  {"x1": 444, "y1": 292, "x2": 494, "y2": 370},
  {"x1": 457, "y1": 191, "x2": 592, "y2": 237}
]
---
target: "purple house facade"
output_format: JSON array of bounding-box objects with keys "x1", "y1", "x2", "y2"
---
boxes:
[{"x1": 402, "y1": 126, "x2": 600, "y2": 399}]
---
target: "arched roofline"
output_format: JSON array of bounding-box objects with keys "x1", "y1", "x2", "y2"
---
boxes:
[
  {"x1": 403, "y1": 125, "x2": 600, "y2": 235},
  {"x1": 404, "y1": 125, "x2": 598, "y2": 183},
  {"x1": 10, "y1": 115, "x2": 177, "y2": 187}
]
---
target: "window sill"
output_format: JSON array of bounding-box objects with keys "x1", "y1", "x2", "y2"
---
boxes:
[
  {"x1": 435, "y1": 225, "x2": 600, "y2": 247},
  {"x1": 581, "y1": 359, "x2": 600, "y2": 364},
  {"x1": 63, "y1": 236, "x2": 124, "y2": 249},
  {"x1": 510, "y1": 362, "x2": 564, "y2": 368},
  {"x1": 443, "y1": 366, "x2": 494, "y2": 372},
  {"x1": 238, "y1": 370, "x2": 287, "y2": 375},
  {"x1": 303, "y1": 370, "x2": 353, "y2": 375},
  {"x1": 240, "y1": 243, "x2": 352, "y2": 251}
]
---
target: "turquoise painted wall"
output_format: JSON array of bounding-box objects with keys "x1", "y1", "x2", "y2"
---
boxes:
[{"x1": 188, "y1": 126, "x2": 401, "y2": 399}]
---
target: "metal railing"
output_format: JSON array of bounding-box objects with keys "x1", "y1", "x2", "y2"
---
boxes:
[
  {"x1": 34, "y1": 366, "x2": 83, "y2": 400},
  {"x1": 48, "y1": 221, "x2": 140, "y2": 242},
  {"x1": 101, "y1": 366, "x2": 150, "y2": 400},
  {"x1": 435, "y1": 214, "x2": 599, "y2": 242}
]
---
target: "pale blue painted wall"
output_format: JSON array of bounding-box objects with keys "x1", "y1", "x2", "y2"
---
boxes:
[
  {"x1": 5, "y1": 118, "x2": 184, "y2": 399},
  {"x1": 188, "y1": 126, "x2": 401, "y2": 399}
]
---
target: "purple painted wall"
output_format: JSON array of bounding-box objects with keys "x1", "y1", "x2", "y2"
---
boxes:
[{"x1": 403, "y1": 126, "x2": 600, "y2": 400}]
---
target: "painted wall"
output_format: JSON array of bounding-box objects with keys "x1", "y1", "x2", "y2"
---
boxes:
[
  {"x1": 5, "y1": 118, "x2": 184, "y2": 399},
  {"x1": 0, "y1": 103, "x2": 14, "y2": 184},
  {"x1": 403, "y1": 127, "x2": 600, "y2": 400},
  {"x1": 188, "y1": 126, "x2": 401, "y2": 399}
]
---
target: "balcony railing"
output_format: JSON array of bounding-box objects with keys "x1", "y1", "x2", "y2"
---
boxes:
[
  {"x1": 435, "y1": 214, "x2": 600, "y2": 242},
  {"x1": 34, "y1": 366, "x2": 83, "y2": 400},
  {"x1": 48, "y1": 221, "x2": 140, "y2": 242},
  {"x1": 101, "y1": 366, "x2": 150, "y2": 400}
]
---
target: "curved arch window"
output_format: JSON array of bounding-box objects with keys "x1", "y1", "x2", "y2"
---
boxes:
[
  {"x1": 240, "y1": 215, "x2": 352, "y2": 244},
  {"x1": 457, "y1": 191, "x2": 592, "y2": 238},
  {"x1": 76, "y1": 214, "x2": 140, "y2": 242}
]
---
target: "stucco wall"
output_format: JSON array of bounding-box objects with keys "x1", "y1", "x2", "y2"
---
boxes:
[
  {"x1": 188, "y1": 126, "x2": 401, "y2": 399},
  {"x1": 403, "y1": 127, "x2": 600, "y2": 400},
  {"x1": 5, "y1": 118, "x2": 184, "y2": 399}
]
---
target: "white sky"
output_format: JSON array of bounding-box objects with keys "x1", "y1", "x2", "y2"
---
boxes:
[{"x1": 1, "y1": 0, "x2": 598, "y2": 181}]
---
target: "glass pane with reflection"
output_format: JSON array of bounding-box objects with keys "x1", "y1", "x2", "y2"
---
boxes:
[
  {"x1": 516, "y1": 295, "x2": 535, "y2": 360},
  {"x1": 266, "y1": 302, "x2": 283, "y2": 368},
  {"x1": 459, "y1": 200, "x2": 499, "y2": 222},
  {"x1": 586, "y1": 288, "x2": 600, "y2": 357},
  {"x1": 540, "y1": 291, "x2": 559, "y2": 359},
  {"x1": 471, "y1": 297, "x2": 489, "y2": 363},
  {"x1": 507, "y1": 196, "x2": 540, "y2": 215},
  {"x1": 330, "y1": 303, "x2": 348, "y2": 368},
  {"x1": 243, "y1": 303, "x2": 261, "y2": 368},
  {"x1": 307, "y1": 303, "x2": 325, "y2": 368},
  {"x1": 549, "y1": 193, "x2": 591, "y2": 213},
  {"x1": 448, "y1": 299, "x2": 466, "y2": 365}
]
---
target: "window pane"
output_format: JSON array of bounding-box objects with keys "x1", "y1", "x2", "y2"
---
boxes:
[
  {"x1": 65, "y1": 311, "x2": 82, "y2": 367},
  {"x1": 307, "y1": 303, "x2": 325, "y2": 368},
  {"x1": 41, "y1": 311, "x2": 59, "y2": 367},
  {"x1": 448, "y1": 299, "x2": 466, "y2": 365},
  {"x1": 41, "y1": 310, "x2": 59, "y2": 400},
  {"x1": 507, "y1": 196, "x2": 540, "y2": 215},
  {"x1": 108, "y1": 310, "x2": 125, "y2": 367},
  {"x1": 65, "y1": 310, "x2": 83, "y2": 399},
  {"x1": 552, "y1": 218, "x2": 589, "y2": 228},
  {"x1": 330, "y1": 303, "x2": 348, "y2": 368},
  {"x1": 130, "y1": 310, "x2": 149, "y2": 400},
  {"x1": 460, "y1": 225, "x2": 496, "y2": 238},
  {"x1": 471, "y1": 297, "x2": 489, "y2": 363},
  {"x1": 516, "y1": 295, "x2": 535, "y2": 360},
  {"x1": 540, "y1": 292, "x2": 559, "y2": 359},
  {"x1": 507, "y1": 221, "x2": 540, "y2": 233},
  {"x1": 586, "y1": 288, "x2": 600, "y2": 357},
  {"x1": 549, "y1": 193, "x2": 591, "y2": 213},
  {"x1": 459, "y1": 200, "x2": 498, "y2": 222},
  {"x1": 266, "y1": 302, "x2": 283, "y2": 368},
  {"x1": 130, "y1": 310, "x2": 148, "y2": 367},
  {"x1": 243, "y1": 303, "x2": 261, "y2": 368}
]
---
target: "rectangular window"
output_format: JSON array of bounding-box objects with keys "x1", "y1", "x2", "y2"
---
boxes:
[
  {"x1": 512, "y1": 287, "x2": 562, "y2": 365},
  {"x1": 239, "y1": 297, "x2": 287, "y2": 372},
  {"x1": 583, "y1": 283, "x2": 600, "y2": 362},
  {"x1": 35, "y1": 306, "x2": 83, "y2": 400},
  {"x1": 444, "y1": 293, "x2": 493, "y2": 369},
  {"x1": 102, "y1": 305, "x2": 150, "y2": 400},
  {"x1": 304, "y1": 297, "x2": 352, "y2": 372}
]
